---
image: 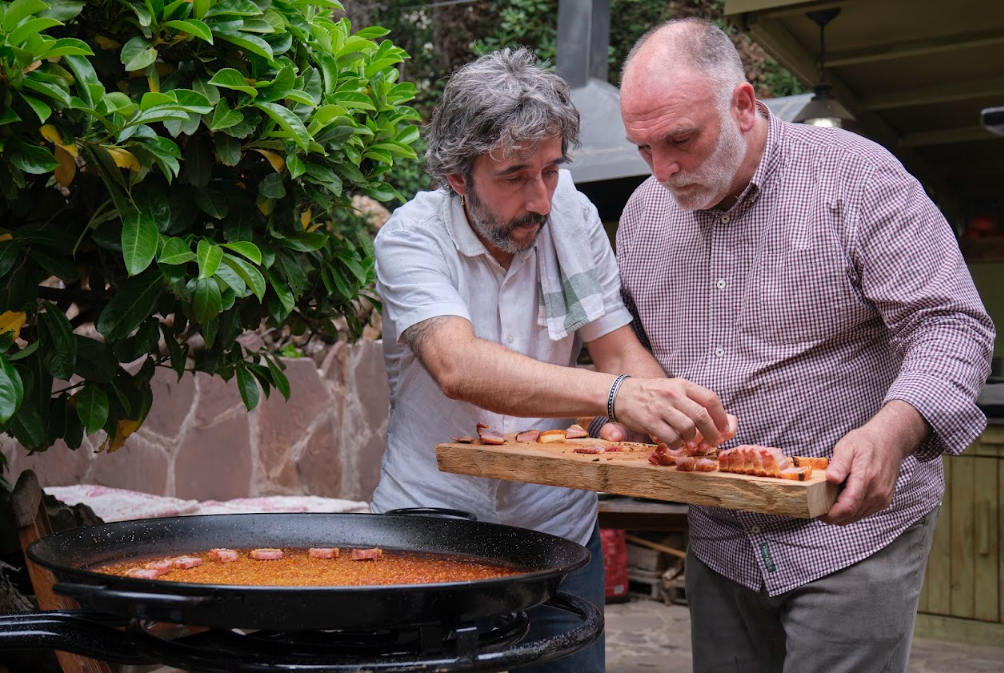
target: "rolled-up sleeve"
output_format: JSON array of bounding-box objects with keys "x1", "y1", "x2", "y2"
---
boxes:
[
  {"x1": 856, "y1": 161, "x2": 995, "y2": 458},
  {"x1": 574, "y1": 191, "x2": 633, "y2": 343},
  {"x1": 375, "y1": 222, "x2": 472, "y2": 342}
]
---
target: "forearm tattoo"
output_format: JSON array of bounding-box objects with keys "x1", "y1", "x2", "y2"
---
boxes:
[{"x1": 401, "y1": 316, "x2": 452, "y2": 365}]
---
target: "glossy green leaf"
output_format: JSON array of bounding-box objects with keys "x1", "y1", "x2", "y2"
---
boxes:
[
  {"x1": 264, "y1": 353, "x2": 290, "y2": 401},
  {"x1": 209, "y1": 98, "x2": 243, "y2": 130},
  {"x1": 120, "y1": 36, "x2": 158, "y2": 71},
  {"x1": 76, "y1": 384, "x2": 109, "y2": 436},
  {"x1": 220, "y1": 241, "x2": 261, "y2": 264},
  {"x1": 286, "y1": 153, "x2": 305, "y2": 179},
  {"x1": 235, "y1": 364, "x2": 260, "y2": 411},
  {"x1": 197, "y1": 238, "x2": 223, "y2": 278},
  {"x1": 192, "y1": 277, "x2": 222, "y2": 323},
  {"x1": 207, "y1": 68, "x2": 257, "y2": 96},
  {"x1": 0, "y1": 354, "x2": 24, "y2": 425},
  {"x1": 121, "y1": 211, "x2": 158, "y2": 276},
  {"x1": 7, "y1": 138, "x2": 58, "y2": 174},
  {"x1": 165, "y1": 19, "x2": 214, "y2": 44},
  {"x1": 73, "y1": 336, "x2": 118, "y2": 383},
  {"x1": 96, "y1": 269, "x2": 164, "y2": 340},
  {"x1": 2, "y1": 0, "x2": 49, "y2": 32},
  {"x1": 222, "y1": 254, "x2": 265, "y2": 300},
  {"x1": 254, "y1": 101, "x2": 309, "y2": 150},
  {"x1": 39, "y1": 303, "x2": 77, "y2": 380},
  {"x1": 205, "y1": 0, "x2": 262, "y2": 18},
  {"x1": 215, "y1": 31, "x2": 274, "y2": 63},
  {"x1": 214, "y1": 264, "x2": 246, "y2": 296},
  {"x1": 159, "y1": 237, "x2": 196, "y2": 265}
]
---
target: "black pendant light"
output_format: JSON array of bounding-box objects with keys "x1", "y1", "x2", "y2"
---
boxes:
[{"x1": 793, "y1": 8, "x2": 856, "y2": 129}]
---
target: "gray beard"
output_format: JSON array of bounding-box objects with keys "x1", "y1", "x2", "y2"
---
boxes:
[
  {"x1": 663, "y1": 111, "x2": 747, "y2": 211},
  {"x1": 466, "y1": 185, "x2": 548, "y2": 254}
]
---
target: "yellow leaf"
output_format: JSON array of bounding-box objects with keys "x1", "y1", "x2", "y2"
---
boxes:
[
  {"x1": 54, "y1": 145, "x2": 76, "y2": 187},
  {"x1": 0, "y1": 311, "x2": 27, "y2": 340},
  {"x1": 105, "y1": 147, "x2": 141, "y2": 171},
  {"x1": 253, "y1": 149, "x2": 285, "y2": 173},
  {"x1": 40, "y1": 124, "x2": 62, "y2": 144},
  {"x1": 147, "y1": 75, "x2": 160, "y2": 93},
  {"x1": 23, "y1": 60, "x2": 41, "y2": 74},
  {"x1": 300, "y1": 208, "x2": 312, "y2": 229},
  {"x1": 95, "y1": 35, "x2": 121, "y2": 50},
  {"x1": 107, "y1": 419, "x2": 141, "y2": 452},
  {"x1": 257, "y1": 195, "x2": 275, "y2": 215},
  {"x1": 40, "y1": 125, "x2": 78, "y2": 158},
  {"x1": 0, "y1": 233, "x2": 12, "y2": 242},
  {"x1": 307, "y1": 221, "x2": 324, "y2": 233}
]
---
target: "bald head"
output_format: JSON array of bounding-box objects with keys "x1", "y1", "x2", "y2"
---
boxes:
[{"x1": 622, "y1": 19, "x2": 746, "y2": 108}]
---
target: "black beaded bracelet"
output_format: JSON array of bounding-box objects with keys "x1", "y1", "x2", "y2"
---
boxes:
[{"x1": 606, "y1": 374, "x2": 630, "y2": 424}]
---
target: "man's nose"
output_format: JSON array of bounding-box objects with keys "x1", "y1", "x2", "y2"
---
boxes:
[
  {"x1": 525, "y1": 177, "x2": 552, "y2": 215},
  {"x1": 652, "y1": 150, "x2": 681, "y2": 183}
]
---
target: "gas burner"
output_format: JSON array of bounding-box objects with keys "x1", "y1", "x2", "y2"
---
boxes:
[{"x1": 0, "y1": 592, "x2": 601, "y2": 672}]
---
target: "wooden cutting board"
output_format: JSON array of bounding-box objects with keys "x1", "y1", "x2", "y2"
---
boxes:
[{"x1": 435, "y1": 438, "x2": 840, "y2": 519}]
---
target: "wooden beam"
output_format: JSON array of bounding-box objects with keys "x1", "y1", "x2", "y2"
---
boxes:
[
  {"x1": 860, "y1": 77, "x2": 1004, "y2": 111},
  {"x1": 826, "y1": 29, "x2": 1004, "y2": 67},
  {"x1": 744, "y1": 15, "x2": 961, "y2": 214},
  {"x1": 900, "y1": 126, "x2": 999, "y2": 148}
]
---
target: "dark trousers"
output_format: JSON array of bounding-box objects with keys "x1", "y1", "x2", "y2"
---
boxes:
[
  {"x1": 517, "y1": 522, "x2": 605, "y2": 672},
  {"x1": 687, "y1": 507, "x2": 939, "y2": 673}
]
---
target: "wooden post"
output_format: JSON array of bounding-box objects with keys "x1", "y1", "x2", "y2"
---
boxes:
[{"x1": 11, "y1": 470, "x2": 112, "y2": 673}]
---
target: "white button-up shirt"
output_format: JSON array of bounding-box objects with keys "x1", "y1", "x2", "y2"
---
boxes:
[{"x1": 371, "y1": 171, "x2": 631, "y2": 545}]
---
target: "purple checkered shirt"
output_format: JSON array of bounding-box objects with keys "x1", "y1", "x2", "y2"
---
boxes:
[{"x1": 617, "y1": 104, "x2": 995, "y2": 596}]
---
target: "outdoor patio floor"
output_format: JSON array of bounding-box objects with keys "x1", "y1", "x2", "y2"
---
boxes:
[{"x1": 605, "y1": 597, "x2": 1004, "y2": 672}]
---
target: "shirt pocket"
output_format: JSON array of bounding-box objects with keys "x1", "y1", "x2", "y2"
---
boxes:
[{"x1": 739, "y1": 243, "x2": 861, "y2": 345}]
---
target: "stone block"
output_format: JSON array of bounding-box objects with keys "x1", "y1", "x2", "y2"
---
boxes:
[
  {"x1": 174, "y1": 414, "x2": 252, "y2": 500},
  {"x1": 296, "y1": 415, "x2": 342, "y2": 497},
  {"x1": 347, "y1": 340, "x2": 390, "y2": 432},
  {"x1": 143, "y1": 368, "x2": 196, "y2": 440},
  {"x1": 6, "y1": 439, "x2": 91, "y2": 487},
  {"x1": 254, "y1": 358, "x2": 332, "y2": 477},
  {"x1": 194, "y1": 372, "x2": 245, "y2": 427},
  {"x1": 86, "y1": 434, "x2": 169, "y2": 494}
]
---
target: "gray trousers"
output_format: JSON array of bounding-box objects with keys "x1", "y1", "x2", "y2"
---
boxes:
[{"x1": 687, "y1": 507, "x2": 939, "y2": 673}]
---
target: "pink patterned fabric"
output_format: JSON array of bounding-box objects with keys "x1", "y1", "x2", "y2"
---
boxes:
[
  {"x1": 617, "y1": 105, "x2": 994, "y2": 596},
  {"x1": 45, "y1": 486, "x2": 368, "y2": 523}
]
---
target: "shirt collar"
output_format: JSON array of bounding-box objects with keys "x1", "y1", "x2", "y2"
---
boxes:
[
  {"x1": 747, "y1": 100, "x2": 783, "y2": 194},
  {"x1": 445, "y1": 192, "x2": 487, "y2": 257},
  {"x1": 707, "y1": 100, "x2": 782, "y2": 214}
]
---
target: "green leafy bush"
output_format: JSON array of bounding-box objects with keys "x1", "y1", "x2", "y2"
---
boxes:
[{"x1": 0, "y1": 0, "x2": 420, "y2": 464}]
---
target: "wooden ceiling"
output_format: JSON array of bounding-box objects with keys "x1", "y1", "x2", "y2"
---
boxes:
[{"x1": 725, "y1": 0, "x2": 1004, "y2": 226}]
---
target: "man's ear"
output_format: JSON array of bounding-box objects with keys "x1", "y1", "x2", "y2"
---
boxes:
[
  {"x1": 446, "y1": 174, "x2": 467, "y2": 196},
  {"x1": 734, "y1": 82, "x2": 758, "y2": 132}
]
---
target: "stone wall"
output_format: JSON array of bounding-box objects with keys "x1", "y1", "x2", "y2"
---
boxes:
[{"x1": 0, "y1": 341, "x2": 391, "y2": 504}]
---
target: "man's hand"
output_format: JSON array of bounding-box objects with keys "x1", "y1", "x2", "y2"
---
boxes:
[
  {"x1": 819, "y1": 400, "x2": 930, "y2": 526},
  {"x1": 611, "y1": 377, "x2": 732, "y2": 448},
  {"x1": 600, "y1": 412, "x2": 738, "y2": 446}
]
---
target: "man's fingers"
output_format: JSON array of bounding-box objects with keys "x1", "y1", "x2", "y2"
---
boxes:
[
  {"x1": 681, "y1": 380, "x2": 730, "y2": 435},
  {"x1": 820, "y1": 474, "x2": 864, "y2": 525},
  {"x1": 599, "y1": 422, "x2": 627, "y2": 442}
]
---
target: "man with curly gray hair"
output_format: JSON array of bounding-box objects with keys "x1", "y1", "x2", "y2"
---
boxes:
[{"x1": 372, "y1": 47, "x2": 733, "y2": 672}]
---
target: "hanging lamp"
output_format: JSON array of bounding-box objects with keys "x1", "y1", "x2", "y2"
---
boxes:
[{"x1": 793, "y1": 8, "x2": 857, "y2": 129}]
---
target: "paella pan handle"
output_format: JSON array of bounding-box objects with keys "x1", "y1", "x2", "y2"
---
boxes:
[
  {"x1": 54, "y1": 583, "x2": 214, "y2": 607},
  {"x1": 385, "y1": 507, "x2": 478, "y2": 521}
]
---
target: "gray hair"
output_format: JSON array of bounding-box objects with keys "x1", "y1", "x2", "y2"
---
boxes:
[
  {"x1": 425, "y1": 47, "x2": 580, "y2": 192},
  {"x1": 625, "y1": 18, "x2": 747, "y2": 109}
]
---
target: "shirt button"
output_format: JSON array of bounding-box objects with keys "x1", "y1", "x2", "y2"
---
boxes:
[
  {"x1": 721, "y1": 215, "x2": 730, "y2": 224},
  {"x1": 715, "y1": 346, "x2": 725, "y2": 358},
  {"x1": 507, "y1": 335, "x2": 514, "y2": 343},
  {"x1": 716, "y1": 279, "x2": 726, "y2": 289},
  {"x1": 749, "y1": 525, "x2": 761, "y2": 535}
]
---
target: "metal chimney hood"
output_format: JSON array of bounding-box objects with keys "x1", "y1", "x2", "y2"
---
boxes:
[{"x1": 557, "y1": 0, "x2": 651, "y2": 184}]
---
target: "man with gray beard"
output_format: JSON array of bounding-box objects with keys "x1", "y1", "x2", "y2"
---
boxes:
[
  {"x1": 607, "y1": 18, "x2": 994, "y2": 672},
  {"x1": 371, "y1": 47, "x2": 734, "y2": 672}
]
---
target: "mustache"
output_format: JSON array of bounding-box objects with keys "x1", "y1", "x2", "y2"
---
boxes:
[{"x1": 505, "y1": 212, "x2": 548, "y2": 231}]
